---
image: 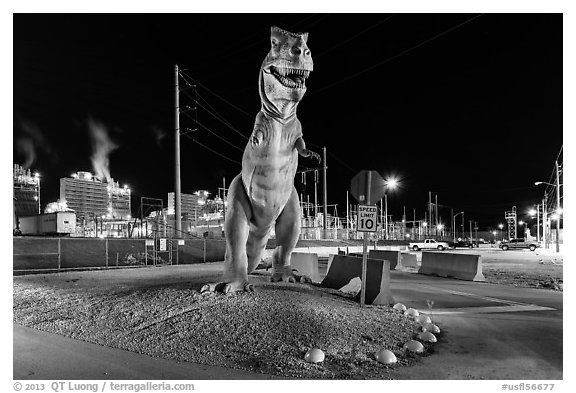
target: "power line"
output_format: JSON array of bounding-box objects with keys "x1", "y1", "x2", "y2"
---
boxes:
[
  {"x1": 179, "y1": 70, "x2": 255, "y2": 120},
  {"x1": 180, "y1": 132, "x2": 242, "y2": 166},
  {"x1": 315, "y1": 15, "x2": 396, "y2": 59},
  {"x1": 313, "y1": 14, "x2": 484, "y2": 95}
]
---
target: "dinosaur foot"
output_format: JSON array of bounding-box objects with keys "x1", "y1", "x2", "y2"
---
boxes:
[
  {"x1": 270, "y1": 272, "x2": 312, "y2": 284},
  {"x1": 200, "y1": 281, "x2": 255, "y2": 294}
]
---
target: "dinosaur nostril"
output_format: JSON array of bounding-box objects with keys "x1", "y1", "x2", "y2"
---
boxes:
[{"x1": 305, "y1": 50, "x2": 311, "y2": 56}]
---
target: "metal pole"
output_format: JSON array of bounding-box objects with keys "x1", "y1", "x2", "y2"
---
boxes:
[
  {"x1": 555, "y1": 160, "x2": 561, "y2": 252},
  {"x1": 384, "y1": 194, "x2": 388, "y2": 240},
  {"x1": 380, "y1": 198, "x2": 384, "y2": 238},
  {"x1": 322, "y1": 147, "x2": 328, "y2": 237},
  {"x1": 314, "y1": 170, "x2": 318, "y2": 218},
  {"x1": 105, "y1": 238, "x2": 109, "y2": 268},
  {"x1": 469, "y1": 220, "x2": 472, "y2": 241},
  {"x1": 175, "y1": 64, "x2": 182, "y2": 238},
  {"x1": 360, "y1": 171, "x2": 372, "y2": 308},
  {"x1": 537, "y1": 203, "x2": 540, "y2": 242},
  {"x1": 346, "y1": 191, "x2": 349, "y2": 232},
  {"x1": 57, "y1": 238, "x2": 61, "y2": 271},
  {"x1": 222, "y1": 177, "x2": 226, "y2": 224},
  {"x1": 435, "y1": 194, "x2": 438, "y2": 228},
  {"x1": 543, "y1": 197, "x2": 547, "y2": 248},
  {"x1": 428, "y1": 192, "x2": 432, "y2": 235}
]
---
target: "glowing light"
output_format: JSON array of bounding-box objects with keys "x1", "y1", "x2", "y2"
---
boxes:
[
  {"x1": 498, "y1": 224, "x2": 503, "y2": 229},
  {"x1": 519, "y1": 221, "x2": 524, "y2": 225},
  {"x1": 492, "y1": 231, "x2": 497, "y2": 236},
  {"x1": 557, "y1": 208, "x2": 563, "y2": 214},
  {"x1": 405, "y1": 233, "x2": 411, "y2": 238},
  {"x1": 422, "y1": 222, "x2": 427, "y2": 227},
  {"x1": 34, "y1": 172, "x2": 40, "y2": 178},
  {"x1": 551, "y1": 213, "x2": 559, "y2": 220},
  {"x1": 386, "y1": 177, "x2": 398, "y2": 189},
  {"x1": 126, "y1": 215, "x2": 131, "y2": 220},
  {"x1": 72, "y1": 173, "x2": 78, "y2": 179},
  {"x1": 528, "y1": 209, "x2": 537, "y2": 216},
  {"x1": 436, "y1": 224, "x2": 444, "y2": 230}
]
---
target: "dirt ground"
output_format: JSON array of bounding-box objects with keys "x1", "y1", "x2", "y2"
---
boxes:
[{"x1": 13, "y1": 267, "x2": 437, "y2": 379}]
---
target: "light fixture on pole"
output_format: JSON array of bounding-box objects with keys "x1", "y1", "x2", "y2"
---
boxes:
[
  {"x1": 498, "y1": 223, "x2": 504, "y2": 241},
  {"x1": 383, "y1": 177, "x2": 398, "y2": 240}
]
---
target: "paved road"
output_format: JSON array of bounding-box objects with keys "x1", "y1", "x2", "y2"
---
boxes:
[{"x1": 14, "y1": 256, "x2": 563, "y2": 380}]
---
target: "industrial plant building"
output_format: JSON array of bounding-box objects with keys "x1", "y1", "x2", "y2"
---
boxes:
[
  {"x1": 167, "y1": 191, "x2": 208, "y2": 221},
  {"x1": 13, "y1": 164, "x2": 40, "y2": 218},
  {"x1": 60, "y1": 171, "x2": 131, "y2": 221}
]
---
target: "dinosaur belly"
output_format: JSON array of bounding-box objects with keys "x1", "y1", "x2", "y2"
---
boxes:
[{"x1": 242, "y1": 150, "x2": 298, "y2": 224}]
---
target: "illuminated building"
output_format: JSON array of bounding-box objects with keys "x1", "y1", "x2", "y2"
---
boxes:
[
  {"x1": 168, "y1": 190, "x2": 208, "y2": 221},
  {"x1": 60, "y1": 171, "x2": 131, "y2": 221},
  {"x1": 13, "y1": 164, "x2": 40, "y2": 218}
]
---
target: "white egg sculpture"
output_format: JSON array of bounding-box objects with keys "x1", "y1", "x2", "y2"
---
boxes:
[
  {"x1": 417, "y1": 331, "x2": 437, "y2": 343},
  {"x1": 422, "y1": 323, "x2": 441, "y2": 334},
  {"x1": 415, "y1": 315, "x2": 432, "y2": 325},
  {"x1": 393, "y1": 303, "x2": 407, "y2": 312},
  {"x1": 404, "y1": 308, "x2": 419, "y2": 317},
  {"x1": 375, "y1": 349, "x2": 397, "y2": 364},
  {"x1": 304, "y1": 348, "x2": 325, "y2": 363},
  {"x1": 403, "y1": 340, "x2": 424, "y2": 354}
]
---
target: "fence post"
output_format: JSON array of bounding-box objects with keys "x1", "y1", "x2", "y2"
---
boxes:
[
  {"x1": 203, "y1": 238, "x2": 206, "y2": 263},
  {"x1": 58, "y1": 238, "x2": 61, "y2": 271},
  {"x1": 105, "y1": 238, "x2": 109, "y2": 268}
]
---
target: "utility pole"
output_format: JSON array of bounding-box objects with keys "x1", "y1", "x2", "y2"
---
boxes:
[
  {"x1": 314, "y1": 170, "x2": 318, "y2": 218},
  {"x1": 555, "y1": 160, "x2": 561, "y2": 252},
  {"x1": 322, "y1": 147, "x2": 328, "y2": 237},
  {"x1": 542, "y1": 197, "x2": 547, "y2": 248},
  {"x1": 428, "y1": 192, "x2": 432, "y2": 234},
  {"x1": 174, "y1": 64, "x2": 182, "y2": 238},
  {"x1": 346, "y1": 191, "x2": 349, "y2": 231},
  {"x1": 435, "y1": 194, "x2": 438, "y2": 228},
  {"x1": 222, "y1": 177, "x2": 226, "y2": 224},
  {"x1": 536, "y1": 203, "x2": 540, "y2": 242}
]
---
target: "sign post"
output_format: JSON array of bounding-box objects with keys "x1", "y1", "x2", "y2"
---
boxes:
[{"x1": 351, "y1": 170, "x2": 380, "y2": 307}]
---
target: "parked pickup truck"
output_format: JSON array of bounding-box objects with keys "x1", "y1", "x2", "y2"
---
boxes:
[
  {"x1": 500, "y1": 238, "x2": 541, "y2": 251},
  {"x1": 409, "y1": 239, "x2": 450, "y2": 251}
]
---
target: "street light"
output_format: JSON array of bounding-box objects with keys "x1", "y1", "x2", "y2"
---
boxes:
[
  {"x1": 383, "y1": 177, "x2": 398, "y2": 240},
  {"x1": 498, "y1": 223, "x2": 504, "y2": 241},
  {"x1": 453, "y1": 211, "x2": 464, "y2": 243}
]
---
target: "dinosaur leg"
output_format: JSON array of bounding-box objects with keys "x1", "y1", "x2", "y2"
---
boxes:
[
  {"x1": 271, "y1": 187, "x2": 311, "y2": 284},
  {"x1": 201, "y1": 175, "x2": 254, "y2": 294},
  {"x1": 247, "y1": 226, "x2": 272, "y2": 274}
]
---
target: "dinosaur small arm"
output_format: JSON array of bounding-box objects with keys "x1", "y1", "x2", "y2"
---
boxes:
[{"x1": 201, "y1": 26, "x2": 319, "y2": 294}]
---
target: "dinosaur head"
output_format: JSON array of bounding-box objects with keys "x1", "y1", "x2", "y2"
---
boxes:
[{"x1": 259, "y1": 26, "x2": 313, "y2": 120}]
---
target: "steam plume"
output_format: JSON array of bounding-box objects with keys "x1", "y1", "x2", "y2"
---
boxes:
[
  {"x1": 88, "y1": 118, "x2": 118, "y2": 183},
  {"x1": 16, "y1": 120, "x2": 51, "y2": 168}
]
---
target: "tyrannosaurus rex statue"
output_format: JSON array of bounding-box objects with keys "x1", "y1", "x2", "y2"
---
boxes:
[{"x1": 201, "y1": 26, "x2": 319, "y2": 294}]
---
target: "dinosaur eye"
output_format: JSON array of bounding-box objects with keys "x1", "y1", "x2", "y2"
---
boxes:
[{"x1": 271, "y1": 38, "x2": 279, "y2": 47}]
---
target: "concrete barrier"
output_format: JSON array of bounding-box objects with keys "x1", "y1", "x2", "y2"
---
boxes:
[
  {"x1": 400, "y1": 252, "x2": 418, "y2": 268},
  {"x1": 418, "y1": 252, "x2": 485, "y2": 281},
  {"x1": 290, "y1": 252, "x2": 321, "y2": 283},
  {"x1": 368, "y1": 250, "x2": 401, "y2": 270},
  {"x1": 321, "y1": 255, "x2": 394, "y2": 305}
]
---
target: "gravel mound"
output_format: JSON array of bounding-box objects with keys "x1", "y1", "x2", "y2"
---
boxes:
[{"x1": 14, "y1": 274, "x2": 427, "y2": 379}]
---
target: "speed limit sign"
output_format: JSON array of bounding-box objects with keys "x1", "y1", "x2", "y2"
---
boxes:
[{"x1": 357, "y1": 205, "x2": 378, "y2": 232}]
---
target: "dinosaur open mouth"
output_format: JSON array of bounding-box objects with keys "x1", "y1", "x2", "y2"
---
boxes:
[{"x1": 270, "y1": 66, "x2": 311, "y2": 89}]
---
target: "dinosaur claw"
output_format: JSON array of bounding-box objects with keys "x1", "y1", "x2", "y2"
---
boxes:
[
  {"x1": 299, "y1": 275, "x2": 312, "y2": 283},
  {"x1": 245, "y1": 283, "x2": 255, "y2": 292},
  {"x1": 200, "y1": 284, "x2": 212, "y2": 293},
  {"x1": 223, "y1": 284, "x2": 232, "y2": 294},
  {"x1": 288, "y1": 276, "x2": 296, "y2": 283}
]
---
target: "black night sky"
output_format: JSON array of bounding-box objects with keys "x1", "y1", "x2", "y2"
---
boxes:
[{"x1": 13, "y1": 13, "x2": 563, "y2": 229}]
